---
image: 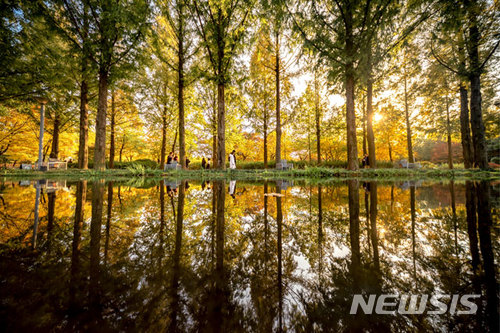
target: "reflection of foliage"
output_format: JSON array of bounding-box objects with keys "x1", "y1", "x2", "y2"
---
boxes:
[{"x1": 0, "y1": 181, "x2": 498, "y2": 331}]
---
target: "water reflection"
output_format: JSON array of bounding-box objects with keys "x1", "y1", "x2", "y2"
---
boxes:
[{"x1": 0, "y1": 179, "x2": 497, "y2": 332}]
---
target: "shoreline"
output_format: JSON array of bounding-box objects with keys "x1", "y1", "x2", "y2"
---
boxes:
[{"x1": 1, "y1": 167, "x2": 498, "y2": 182}]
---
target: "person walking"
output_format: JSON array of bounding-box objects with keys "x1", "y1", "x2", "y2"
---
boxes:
[
  {"x1": 167, "y1": 152, "x2": 173, "y2": 165},
  {"x1": 229, "y1": 150, "x2": 236, "y2": 170},
  {"x1": 201, "y1": 157, "x2": 206, "y2": 169}
]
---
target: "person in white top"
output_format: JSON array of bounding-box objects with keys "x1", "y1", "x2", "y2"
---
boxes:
[{"x1": 229, "y1": 150, "x2": 236, "y2": 169}]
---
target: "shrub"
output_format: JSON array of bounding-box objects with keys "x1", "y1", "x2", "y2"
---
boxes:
[{"x1": 126, "y1": 163, "x2": 147, "y2": 176}]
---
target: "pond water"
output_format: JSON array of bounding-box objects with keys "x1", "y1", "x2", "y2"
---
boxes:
[{"x1": 0, "y1": 179, "x2": 498, "y2": 332}]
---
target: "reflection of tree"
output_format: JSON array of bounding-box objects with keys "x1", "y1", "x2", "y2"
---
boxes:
[
  {"x1": 369, "y1": 182, "x2": 380, "y2": 276},
  {"x1": 69, "y1": 181, "x2": 86, "y2": 315},
  {"x1": 89, "y1": 180, "x2": 104, "y2": 327},
  {"x1": 0, "y1": 181, "x2": 498, "y2": 332},
  {"x1": 203, "y1": 180, "x2": 231, "y2": 331},
  {"x1": 168, "y1": 180, "x2": 184, "y2": 332},
  {"x1": 46, "y1": 191, "x2": 55, "y2": 253},
  {"x1": 276, "y1": 182, "x2": 283, "y2": 333},
  {"x1": 410, "y1": 184, "x2": 417, "y2": 283},
  {"x1": 475, "y1": 181, "x2": 498, "y2": 333},
  {"x1": 104, "y1": 182, "x2": 113, "y2": 265}
]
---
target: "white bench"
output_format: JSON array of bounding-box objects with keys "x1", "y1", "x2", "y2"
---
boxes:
[
  {"x1": 47, "y1": 159, "x2": 67, "y2": 170},
  {"x1": 164, "y1": 162, "x2": 181, "y2": 171},
  {"x1": 276, "y1": 159, "x2": 293, "y2": 170},
  {"x1": 36, "y1": 158, "x2": 67, "y2": 170},
  {"x1": 397, "y1": 159, "x2": 422, "y2": 169},
  {"x1": 276, "y1": 179, "x2": 293, "y2": 191}
]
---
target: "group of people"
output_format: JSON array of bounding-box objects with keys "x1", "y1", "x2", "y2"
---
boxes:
[
  {"x1": 201, "y1": 150, "x2": 238, "y2": 170},
  {"x1": 201, "y1": 157, "x2": 212, "y2": 169},
  {"x1": 167, "y1": 152, "x2": 190, "y2": 168}
]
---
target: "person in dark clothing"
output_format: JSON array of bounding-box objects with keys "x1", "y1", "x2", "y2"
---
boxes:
[
  {"x1": 174, "y1": 155, "x2": 178, "y2": 163},
  {"x1": 206, "y1": 158, "x2": 211, "y2": 169},
  {"x1": 167, "y1": 152, "x2": 173, "y2": 165},
  {"x1": 362, "y1": 154, "x2": 369, "y2": 168},
  {"x1": 185, "y1": 157, "x2": 191, "y2": 168},
  {"x1": 201, "y1": 157, "x2": 206, "y2": 169}
]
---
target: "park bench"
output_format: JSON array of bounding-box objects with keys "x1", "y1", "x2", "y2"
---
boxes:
[
  {"x1": 399, "y1": 180, "x2": 423, "y2": 190},
  {"x1": 47, "y1": 158, "x2": 67, "y2": 170},
  {"x1": 276, "y1": 159, "x2": 293, "y2": 170},
  {"x1": 276, "y1": 179, "x2": 293, "y2": 191},
  {"x1": 397, "y1": 159, "x2": 422, "y2": 169},
  {"x1": 34, "y1": 158, "x2": 67, "y2": 171},
  {"x1": 164, "y1": 162, "x2": 181, "y2": 171}
]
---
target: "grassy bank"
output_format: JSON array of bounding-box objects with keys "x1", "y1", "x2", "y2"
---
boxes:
[{"x1": 1, "y1": 166, "x2": 499, "y2": 182}]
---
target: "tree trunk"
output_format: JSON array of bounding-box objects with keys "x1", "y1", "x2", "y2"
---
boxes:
[
  {"x1": 362, "y1": 93, "x2": 367, "y2": 156},
  {"x1": 446, "y1": 93, "x2": 453, "y2": 169},
  {"x1": 109, "y1": 91, "x2": 116, "y2": 169},
  {"x1": 119, "y1": 141, "x2": 124, "y2": 163},
  {"x1": 178, "y1": 12, "x2": 186, "y2": 169},
  {"x1": 78, "y1": 79, "x2": 89, "y2": 169},
  {"x1": 216, "y1": 83, "x2": 226, "y2": 169},
  {"x1": 345, "y1": 10, "x2": 358, "y2": 171},
  {"x1": 94, "y1": 69, "x2": 109, "y2": 171},
  {"x1": 160, "y1": 106, "x2": 167, "y2": 168},
  {"x1": 388, "y1": 141, "x2": 393, "y2": 162},
  {"x1": 314, "y1": 70, "x2": 321, "y2": 164},
  {"x1": 308, "y1": 132, "x2": 311, "y2": 163},
  {"x1": 212, "y1": 90, "x2": 217, "y2": 168},
  {"x1": 467, "y1": 1, "x2": 488, "y2": 169},
  {"x1": 459, "y1": 84, "x2": 474, "y2": 168},
  {"x1": 403, "y1": 53, "x2": 414, "y2": 163},
  {"x1": 346, "y1": 72, "x2": 358, "y2": 170},
  {"x1": 50, "y1": 111, "x2": 60, "y2": 159},
  {"x1": 458, "y1": 36, "x2": 474, "y2": 169},
  {"x1": 263, "y1": 105, "x2": 268, "y2": 168},
  {"x1": 366, "y1": 49, "x2": 376, "y2": 168},
  {"x1": 78, "y1": 6, "x2": 89, "y2": 169},
  {"x1": 172, "y1": 128, "x2": 178, "y2": 153},
  {"x1": 275, "y1": 32, "x2": 282, "y2": 168}
]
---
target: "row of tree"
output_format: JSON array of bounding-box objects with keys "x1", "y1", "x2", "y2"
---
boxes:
[{"x1": 0, "y1": 0, "x2": 498, "y2": 170}]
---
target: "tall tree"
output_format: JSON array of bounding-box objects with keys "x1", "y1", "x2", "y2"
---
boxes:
[
  {"x1": 33, "y1": 1, "x2": 95, "y2": 169},
  {"x1": 156, "y1": 0, "x2": 196, "y2": 169},
  {"x1": 293, "y1": 1, "x2": 397, "y2": 170},
  {"x1": 192, "y1": 0, "x2": 254, "y2": 169},
  {"x1": 37, "y1": 0, "x2": 150, "y2": 170},
  {"x1": 91, "y1": 0, "x2": 150, "y2": 170},
  {"x1": 246, "y1": 30, "x2": 275, "y2": 168},
  {"x1": 430, "y1": 0, "x2": 499, "y2": 169}
]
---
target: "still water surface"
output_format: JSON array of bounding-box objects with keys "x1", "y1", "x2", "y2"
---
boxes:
[{"x1": 0, "y1": 179, "x2": 498, "y2": 332}]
